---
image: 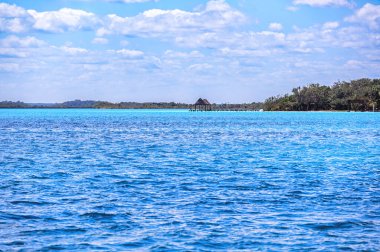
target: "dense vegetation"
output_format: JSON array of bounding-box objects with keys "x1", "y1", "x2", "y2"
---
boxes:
[
  {"x1": 93, "y1": 101, "x2": 189, "y2": 109},
  {"x1": 0, "y1": 101, "x2": 30, "y2": 108},
  {"x1": 0, "y1": 100, "x2": 191, "y2": 109},
  {"x1": 264, "y1": 78, "x2": 380, "y2": 111},
  {"x1": 211, "y1": 102, "x2": 263, "y2": 111},
  {"x1": 0, "y1": 99, "x2": 262, "y2": 110},
  {"x1": 1, "y1": 79, "x2": 379, "y2": 111}
]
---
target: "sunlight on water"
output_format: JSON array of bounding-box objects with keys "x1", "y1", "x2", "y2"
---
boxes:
[{"x1": 0, "y1": 109, "x2": 379, "y2": 250}]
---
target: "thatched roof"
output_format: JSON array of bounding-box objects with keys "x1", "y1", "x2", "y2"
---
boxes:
[
  {"x1": 194, "y1": 98, "x2": 211, "y2": 105},
  {"x1": 195, "y1": 98, "x2": 206, "y2": 105},
  {"x1": 202, "y1": 99, "x2": 211, "y2": 105}
]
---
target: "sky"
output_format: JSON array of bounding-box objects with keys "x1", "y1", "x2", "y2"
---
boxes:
[{"x1": 0, "y1": 0, "x2": 379, "y2": 103}]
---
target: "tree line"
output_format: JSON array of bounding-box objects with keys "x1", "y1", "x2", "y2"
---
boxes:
[
  {"x1": 0, "y1": 100, "x2": 191, "y2": 109},
  {"x1": 1, "y1": 78, "x2": 379, "y2": 111},
  {"x1": 263, "y1": 78, "x2": 380, "y2": 111}
]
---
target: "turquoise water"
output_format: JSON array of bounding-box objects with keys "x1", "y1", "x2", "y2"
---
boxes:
[{"x1": 0, "y1": 109, "x2": 379, "y2": 251}]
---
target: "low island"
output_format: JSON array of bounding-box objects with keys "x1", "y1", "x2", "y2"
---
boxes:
[{"x1": 1, "y1": 78, "x2": 379, "y2": 112}]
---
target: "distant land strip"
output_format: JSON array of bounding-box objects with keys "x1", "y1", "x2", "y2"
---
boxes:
[{"x1": 1, "y1": 78, "x2": 379, "y2": 111}]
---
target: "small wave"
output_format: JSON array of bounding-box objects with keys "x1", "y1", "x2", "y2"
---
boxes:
[
  {"x1": 121, "y1": 237, "x2": 155, "y2": 249},
  {"x1": 304, "y1": 220, "x2": 372, "y2": 231},
  {"x1": 80, "y1": 212, "x2": 117, "y2": 219},
  {"x1": 20, "y1": 227, "x2": 86, "y2": 236},
  {"x1": 4, "y1": 241, "x2": 25, "y2": 246},
  {"x1": 10, "y1": 200, "x2": 52, "y2": 206},
  {"x1": 16, "y1": 157, "x2": 36, "y2": 164},
  {"x1": 120, "y1": 241, "x2": 148, "y2": 249},
  {"x1": 0, "y1": 212, "x2": 41, "y2": 220},
  {"x1": 221, "y1": 185, "x2": 253, "y2": 191},
  {"x1": 49, "y1": 171, "x2": 73, "y2": 178},
  {"x1": 29, "y1": 174, "x2": 50, "y2": 180},
  {"x1": 39, "y1": 244, "x2": 66, "y2": 251},
  {"x1": 115, "y1": 180, "x2": 133, "y2": 186}
]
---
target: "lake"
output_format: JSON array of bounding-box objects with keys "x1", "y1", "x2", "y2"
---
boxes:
[{"x1": 0, "y1": 109, "x2": 379, "y2": 250}]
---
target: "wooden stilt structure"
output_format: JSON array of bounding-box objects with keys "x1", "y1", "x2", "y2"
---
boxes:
[{"x1": 191, "y1": 98, "x2": 212, "y2": 111}]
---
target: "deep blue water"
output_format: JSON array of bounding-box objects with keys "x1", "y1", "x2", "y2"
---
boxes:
[{"x1": 0, "y1": 109, "x2": 379, "y2": 251}]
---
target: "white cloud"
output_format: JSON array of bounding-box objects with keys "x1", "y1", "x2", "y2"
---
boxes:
[
  {"x1": 113, "y1": 49, "x2": 144, "y2": 58},
  {"x1": 98, "y1": 0, "x2": 245, "y2": 37},
  {"x1": 0, "y1": 3, "x2": 100, "y2": 33},
  {"x1": 92, "y1": 37, "x2": 109, "y2": 44},
  {"x1": 344, "y1": 59, "x2": 364, "y2": 68},
  {"x1": 174, "y1": 32, "x2": 220, "y2": 48},
  {"x1": 269, "y1": 22, "x2": 283, "y2": 31},
  {"x1": 345, "y1": 3, "x2": 380, "y2": 30},
  {"x1": 72, "y1": 0, "x2": 160, "y2": 3},
  {"x1": 0, "y1": 18, "x2": 29, "y2": 33},
  {"x1": 0, "y1": 3, "x2": 31, "y2": 33},
  {"x1": 28, "y1": 8, "x2": 100, "y2": 33},
  {"x1": 0, "y1": 63, "x2": 19, "y2": 72},
  {"x1": 0, "y1": 0, "x2": 246, "y2": 41},
  {"x1": 60, "y1": 46, "x2": 88, "y2": 55},
  {"x1": 286, "y1": 22, "x2": 380, "y2": 52},
  {"x1": 286, "y1": 6, "x2": 299, "y2": 11},
  {"x1": 0, "y1": 48, "x2": 28, "y2": 58},
  {"x1": 0, "y1": 3, "x2": 27, "y2": 17},
  {"x1": 188, "y1": 63, "x2": 213, "y2": 71},
  {"x1": 293, "y1": 0, "x2": 354, "y2": 7},
  {"x1": 164, "y1": 50, "x2": 203, "y2": 58},
  {"x1": 181, "y1": 18, "x2": 377, "y2": 56},
  {"x1": 322, "y1": 21, "x2": 340, "y2": 30},
  {"x1": 108, "y1": 0, "x2": 158, "y2": 2},
  {"x1": 0, "y1": 35, "x2": 46, "y2": 58},
  {"x1": 219, "y1": 47, "x2": 278, "y2": 57},
  {"x1": 174, "y1": 30, "x2": 288, "y2": 50},
  {"x1": 0, "y1": 35, "x2": 46, "y2": 48}
]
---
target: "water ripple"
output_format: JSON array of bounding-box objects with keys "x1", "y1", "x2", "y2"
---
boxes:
[{"x1": 0, "y1": 110, "x2": 379, "y2": 251}]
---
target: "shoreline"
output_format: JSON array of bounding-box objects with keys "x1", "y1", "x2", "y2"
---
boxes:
[{"x1": 0, "y1": 107, "x2": 378, "y2": 112}]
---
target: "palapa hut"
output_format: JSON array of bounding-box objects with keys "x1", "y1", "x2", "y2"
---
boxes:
[{"x1": 192, "y1": 98, "x2": 212, "y2": 111}]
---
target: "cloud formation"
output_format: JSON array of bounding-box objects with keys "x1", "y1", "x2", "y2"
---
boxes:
[
  {"x1": 0, "y1": 35, "x2": 46, "y2": 48},
  {"x1": 108, "y1": 0, "x2": 158, "y2": 2},
  {"x1": 293, "y1": 0, "x2": 353, "y2": 7},
  {"x1": 29, "y1": 8, "x2": 99, "y2": 33},
  {"x1": 345, "y1": 3, "x2": 380, "y2": 30},
  {"x1": 0, "y1": 3, "x2": 99, "y2": 33},
  {"x1": 113, "y1": 49, "x2": 144, "y2": 58},
  {"x1": 269, "y1": 23, "x2": 283, "y2": 31},
  {"x1": 0, "y1": 3, "x2": 30, "y2": 32},
  {"x1": 97, "y1": 0, "x2": 245, "y2": 37},
  {"x1": 92, "y1": 37, "x2": 109, "y2": 44}
]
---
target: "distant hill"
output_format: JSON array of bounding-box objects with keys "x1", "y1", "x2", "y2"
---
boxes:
[
  {"x1": 27, "y1": 103, "x2": 56, "y2": 107},
  {"x1": 58, "y1": 100, "x2": 98, "y2": 108}
]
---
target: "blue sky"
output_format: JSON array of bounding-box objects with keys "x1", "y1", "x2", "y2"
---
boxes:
[{"x1": 0, "y1": 0, "x2": 379, "y2": 103}]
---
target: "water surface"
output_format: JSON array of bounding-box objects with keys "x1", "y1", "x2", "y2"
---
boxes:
[{"x1": 0, "y1": 109, "x2": 379, "y2": 250}]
